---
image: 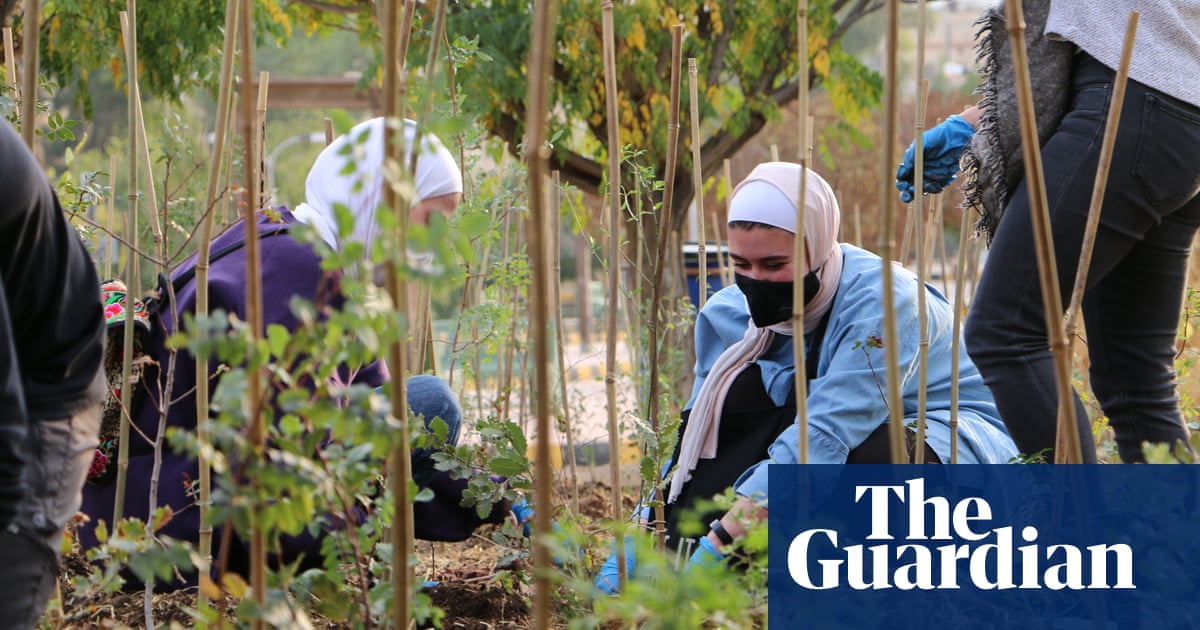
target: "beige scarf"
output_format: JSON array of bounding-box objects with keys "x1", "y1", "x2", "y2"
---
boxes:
[{"x1": 668, "y1": 163, "x2": 842, "y2": 504}]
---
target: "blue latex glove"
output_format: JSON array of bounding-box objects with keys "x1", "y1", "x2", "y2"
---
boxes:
[
  {"x1": 895, "y1": 114, "x2": 976, "y2": 203},
  {"x1": 510, "y1": 497, "x2": 533, "y2": 537},
  {"x1": 685, "y1": 535, "x2": 727, "y2": 571},
  {"x1": 594, "y1": 536, "x2": 637, "y2": 595}
]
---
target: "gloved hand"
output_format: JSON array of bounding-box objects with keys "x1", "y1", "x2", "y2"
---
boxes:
[
  {"x1": 895, "y1": 114, "x2": 976, "y2": 203},
  {"x1": 685, "y1": 535, "x2": 727, "y2": 571},
  {"x1": 510, "y1": 497, "x2": 533, "y2": 537},
  {"x1": 594, "y1": 536, "x2": 637, "y2": 595}
]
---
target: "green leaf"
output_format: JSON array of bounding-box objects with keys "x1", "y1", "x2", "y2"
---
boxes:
[
  {"x1": 489, "y1": 454, "x2": 527, "y2": 477},
  {"x1": 266, "y1": 323, "x2": 290, "y2": 358}
]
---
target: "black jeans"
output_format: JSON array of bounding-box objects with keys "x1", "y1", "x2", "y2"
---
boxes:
[{"x1": 966, "y1": 53, "x2": 1200, "y2": 463}]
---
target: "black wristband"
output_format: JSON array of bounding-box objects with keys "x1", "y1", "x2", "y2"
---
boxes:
[{"x1": 709, "y1": 518, "x2": 734, "y2": 546}]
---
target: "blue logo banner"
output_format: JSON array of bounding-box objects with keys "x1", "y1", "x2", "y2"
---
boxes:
[{"x1": 767, "y1": 465, "x2": 1200, "y2": 630}]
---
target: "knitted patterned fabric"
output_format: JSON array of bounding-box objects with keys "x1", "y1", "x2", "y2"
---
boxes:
[{"x1": 958, "y1": 0, "x2": 1074, "y2": 242}]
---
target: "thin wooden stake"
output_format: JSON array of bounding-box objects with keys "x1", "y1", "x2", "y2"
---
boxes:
[
  {"x1": 950, "y1": 204, "x2": 971, "y2": 464},
  {"x1": 120, "y1": 12, "x2": 164, "y2": 277},
  {"x1": 3, "y1": 27, "x2": 16, "y2": 98},
  {"x1": 193, "y1": 0, "x2": 240, "y2": 607},
  {"x1": 19, "y1": 0, "x2": 37, "y2": 148},
  {"x1": 1003, "y1": 0, "x2": 1080, "y2": 464},
  {"x1": 105, "y1": 154, "x2": 118, "y2": 279},
  {"x1": 645, "y1": 23, "x2": 683, "y2": 549},
  {"x1": 794, "y1": 0, "x2": 811, "y2": 464},
  {"x1": 599, "y1": 0, "x2": 627, "y2": 593},
  {"x1": 382, "y1": 0, "x2": 418, "y2": 624},
  {"x1": 1064, "y1": 13, "x2": 1138, "y2": 361},
  {"x1": 526, "y1": 1, "x2": 558, "y2": 625},
  {"x1": 881, "y1": 0, "x2": 906, "y2": 463},
  {"x1": 551, "y1": 171, "x2": 580, "y2": 514},
  {"x1": 687, "y1": 58, "x2": 708, "y2": 310}
]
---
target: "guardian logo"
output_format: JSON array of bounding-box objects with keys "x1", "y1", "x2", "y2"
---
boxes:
[
  {"x1": 767, "y1": 465, "x2": 1199, "y2": 630},
  {"x1": 786, "y1": 478, "x2": 1134, "y2": 590}
]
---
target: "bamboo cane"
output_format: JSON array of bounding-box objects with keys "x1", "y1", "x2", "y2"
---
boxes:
[
  {"x1": 793, "y1": 0, "x2": 811, "y2": 464},
  {"x1": 382, "y1": 0, "x2": 418, "y2": 624},
  {"x1": 687, "y1": 58, "x2": 708, "y2": 311},
  {"x1": 234, "y1": 0, "x2": 270, "y2": 621},
  {"x1": 644, "y1": 24, "x2": 683, "y2": 546},
  {"x1": 193, "y1": 0, "x2": 239, "y2": 604},
  {"x1": 1003, "y1": 0, "x2": 1080, "y2": 464},
  {"x1": 721, "y1": 158, "x2": 734, "y2": 286},
  {"x1": 113, "y1": 0, "x2": 144, "y2": 531},
  {"x1": 119, "y1": 12, "x2": 165, "y2": 279},
  {"x1": 770, "y1": 144, "x2": 779, "y2": 162},
  {"x1": 914, "y1": 78, "x2": 931, "y2": 459},
  {"x1": 3, "y1": 27, "x2": 15, "y2": 97},
  {"x1": 881, "y1": 0, "x2": 905, "y2": 463},
  {"x1": 551, "y1": 171, "x2": 580, "y2": 513},
  {"x1": 525, "y1": 1, "x2": 558, "y2": 625},
  {"x1": 105, "y1": 154, "x2": 117, "y2": 279},
  {"x1": 599, "y1": 0, "x2": 628, "y2": 593},
  {"x1": 19, "y1": 0, "x2": 36, "y2": 148},
  {"x1": 1064, "y1": 13, "x2": 1137, "y2": 368},
  {"x1": 949, "y1": 202, "x2": 971, "y2": 464},
  {"x1": 406, "y1": 0, "x2": 448, "y2": 375}
]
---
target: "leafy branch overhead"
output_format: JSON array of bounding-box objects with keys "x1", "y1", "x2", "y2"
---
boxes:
[
  {"x1": 11, "y1": 0, "x2": 881, "y2": 227},
  {"x1": 443, "y1": 0, "x2": 883, "y2": 224}
]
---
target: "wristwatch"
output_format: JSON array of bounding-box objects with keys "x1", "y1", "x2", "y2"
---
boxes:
[{"x1": 709, "y1": 518, "x2": 734, "y2": 546}]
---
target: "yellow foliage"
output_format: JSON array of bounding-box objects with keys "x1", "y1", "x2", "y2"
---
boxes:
[
  {"x1": 262, "y1": 0, "x2": 293, "y2": 38},
  {"x1": 705, "y1": 0, "x2": 724, "y2": 35},
  {"x1": 813, "y1": 50, "x2": 831, "y2": 78},
  {"x1": 628, "y1": 20, "x2": 647, "y2": 52}
]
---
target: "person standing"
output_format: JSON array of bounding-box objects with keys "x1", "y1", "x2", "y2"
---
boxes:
[
  {"x1": 896, "y1": 0, "x2": 1200, "y2": 462},
  {"x1": 0, "y1": 118, "x2": 106, "y2": 627}
]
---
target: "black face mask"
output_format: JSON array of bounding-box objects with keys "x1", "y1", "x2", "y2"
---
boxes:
[{"x1": 734, "y1": 270, "x2": 821, "y2": 328}]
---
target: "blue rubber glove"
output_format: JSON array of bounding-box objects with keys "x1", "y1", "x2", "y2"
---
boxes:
[
  {"x1": 685, "y1": 535, "x2": 727, "y2": 571},
  {"x1": 895, "y1": 114, "x2": 976, "y2": 203},
  {"x1": 510, "y1": 497, "x2": 533, "y2": 537},
  {"x1": 594, "y1": 537, "x2": 637, "y2": 595}
]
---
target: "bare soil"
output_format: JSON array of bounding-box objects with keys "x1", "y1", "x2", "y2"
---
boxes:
[{"x1": 54, "y1": 480, "x2": 625, "y2": 629}]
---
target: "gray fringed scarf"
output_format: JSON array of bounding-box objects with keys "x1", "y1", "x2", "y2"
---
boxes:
[{"x1": 958, "y1": 0, "x2": 1075, "y2": 242}]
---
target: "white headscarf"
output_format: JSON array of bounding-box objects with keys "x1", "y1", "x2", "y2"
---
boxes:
[
  {"x1": 668, "y1": 162, "x2": 842, "y2": 504},
  {"x1": 292, "y1": 116, "x2": 463, "y2": 251}
]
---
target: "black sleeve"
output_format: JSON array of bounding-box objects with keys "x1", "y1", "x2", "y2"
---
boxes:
[
  {"x1": 0, "y1": 119, "x2": 104, "y2": 420},
  {"x1": 0, "y1": 275, "x2": 28, "y2": 526}
]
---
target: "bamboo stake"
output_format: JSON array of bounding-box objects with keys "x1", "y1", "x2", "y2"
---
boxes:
[
  {"x1": 3, "y1": 27, "x2": 15, "y2": 97},
  {"x1": 1003, "y1": 0, "x2": 1080, "y2": 464},
  {"x1": 113, "y1": 0, "x2": 144, "y2": 532},
  {"x1": 770, "y1": 144, "x2": 779, "y2": 162},
  {"x1": 687, "y1": 58, "x2": 708, "y2": 311},
  {"x1": 407, "y1": 0, "x2": 448, "y2": 375},
  {"x1": 105, "y1": 154, "x2": 117, "y2": 279},
  {"x1": 19, "y1": 0, "x2": 36, "y2": 148},
  {"x1": 645, "y1": 23, "x2": 683, "y2": 547},
  {"x1": 793, "y1": 0, "x2": 811, "y2": 464},
  {"x1": 949, "y1": 204, "x2": 971, "y2": 464},
  {"x1": 120, "y1": 12, "x2": 164, "y2": 278},
  {"x1": 721, "y1": 158, "x2": 735, "y2": 286},
  {"x1": 234, "y1": 0, "x2": 270, "y2": 622},
  {"x1": 193, "y1": 0, "x2": 240, "y2": 607},
  {"x1": 551, "y1": 171, "x2": 580, "y2": 513},
  {"x1": 526, "y1": 1, "x2": 558, "y2": 625},
  {"x1": 881, "y1": 0, "x2": 905, "y2": 463},
  {"x1": 599, "y1": 0, "x2": 627, "y2": 593},
  {"x1": 913, "y1": 75, "x2": 931, "y2": 459},
  {"x1": 1064, "y1": 13, "x2": 1137, "y2": 368},
  {"x1": 383, "y1": 0, "x2": 418, "y2": 624}
]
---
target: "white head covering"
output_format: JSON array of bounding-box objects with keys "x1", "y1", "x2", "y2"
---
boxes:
[
  {"x1": 669, "y1": 162, "x2": 843, "y2": 505},
  {"x1": 292, "y1": 116, "x2": 463, "y2": 251},
  {"x1": 727, "y1": 162, "x2": 842, "y2": 333}
]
